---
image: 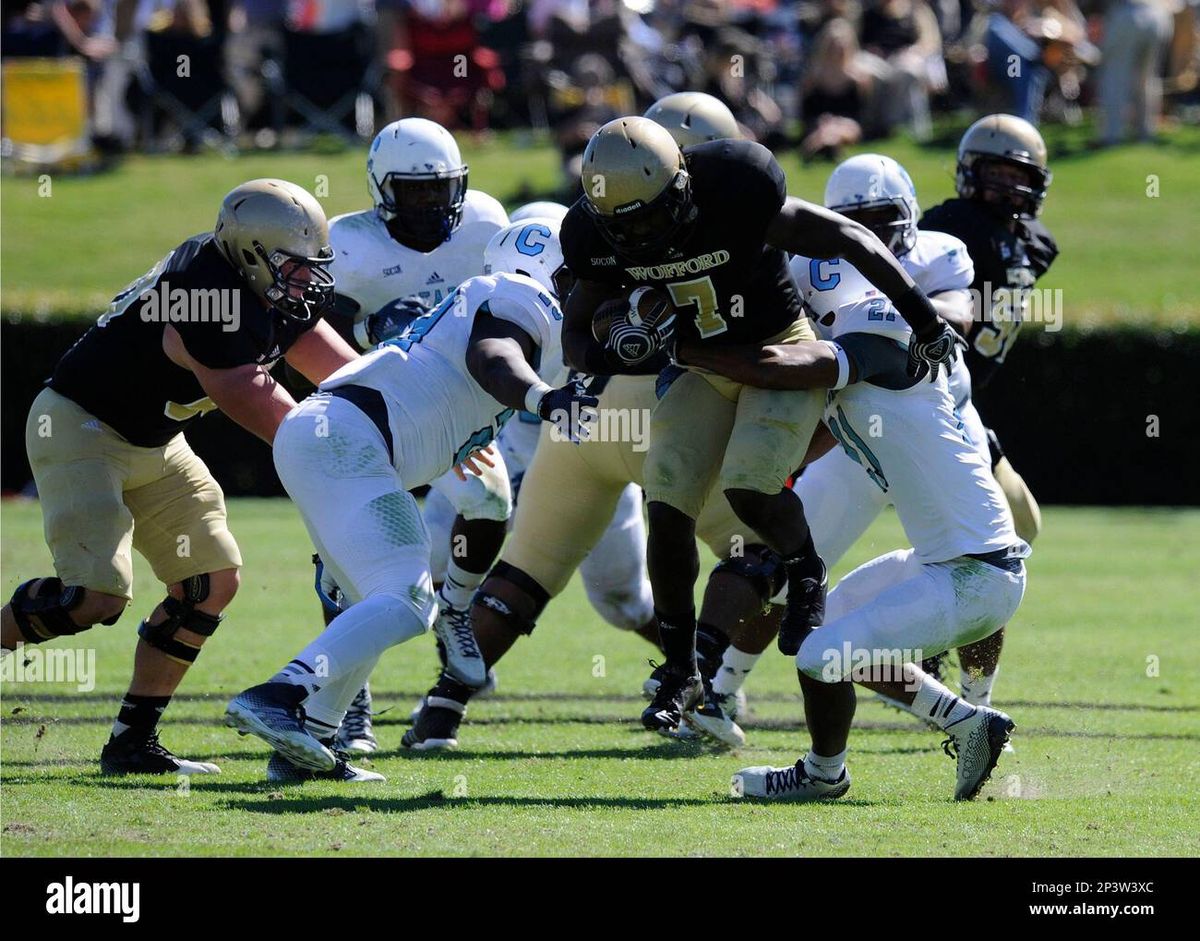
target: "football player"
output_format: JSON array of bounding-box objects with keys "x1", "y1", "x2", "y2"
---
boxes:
[
  {"x1": 560, "y1": 116, "x2": 957, "y2": 734},
  {"x1": 918, "y1": 114, "x2": 1057, "y2": 704},
  {"x1": 695, "y1": 154, "x2": 980, "y2": 741},
  {"x1": 224, "y1": 218, "x2": 595, "y2": 782},
  {"x1": 311, "y1": 117, "x2": 509, "y2": 755},
  {"x1": 1, "y1": 180, "x2": 358, "y2": 775},
  {"x1": 674, "y1": 262, "x2": 1027, "y2": 802}
]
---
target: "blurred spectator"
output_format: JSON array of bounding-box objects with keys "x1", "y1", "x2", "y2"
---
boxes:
[
  {"x1": 857, "y1": 0, "x2": 946, "y2": 139},
  {"x1": 386, "y1": 0, "x2": 506, "y2": 130},
  {"x1": 226, "y1": 0, "x2": 287, "y2": 133},
  {"x1": 980, "y1": 0, "x2": 1054, "y2": 122},
  {"x1": 1097, "y1": 0, "x2": 1179, "y2": 143},
  {"x1": 550, "y1": 53, "x2": 622, "y2": 199},
  {"x1": 800, "y1": 17, "x2": 874, "y2": 158}
]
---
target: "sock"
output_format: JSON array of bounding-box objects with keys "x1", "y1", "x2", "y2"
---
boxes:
[
  {"x1": 960, "y1": 667, "x2": 997, "y2": 707},
  {"x1": 713, "y1": 646, "x2": 761, "y2": 696},
  {"x1": 271, "y1": 659, "x2": 325, "y2": 696},
  {"x1": 803, "y1": 749, "x2": 847, "y2": 782},
  {"x1": 305, "y1": 716, "x2": 339, "y2": 744},
  {"x1": 695, "y1": 621, "x2": 731, "y2": 679},
  {"x1": 655, "y1": 609, "x2": 696, "y2": 671},
  {"x1": 111, "y1": 693, "x2": 171, "y2": 739},
  {"x1": 783, "y1": 532, "x2": 822, "y2": 583},
  {"x1": 303, "y1": 655, "x2": 380, "y2": 732},
  {"x1": 440, "y1": 558, "x2": 485, "y2": 610},
  {"x1": 911, "y1": 671, "x2": 977, "y2": 731}
]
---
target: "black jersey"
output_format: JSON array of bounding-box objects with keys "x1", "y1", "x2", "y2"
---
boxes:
[
  {"x1": 49, "y1": 234, "x2": 318, "y2": 447},
  {"x1": 920, "y1": 198, "x2": 1058, "y2": 388},
  {"x1": 561, "y1": 139, "x2": 804, "y2": 347}
]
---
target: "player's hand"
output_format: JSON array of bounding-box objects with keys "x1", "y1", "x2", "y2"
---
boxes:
[
  {"x1": 453, "y1": 443, "x2": 498, "y2": 481},
  {"x1": 367, "y1": 295, "x2": 430, "y2": 346},
  {"x1": 606, "y1": 314, "x2": 676, "y2": 367},
  {"x1": 906, "y1": 320, "x2": 959, "y2": 383},
  {"x1": 535, "y1": 377, "x2": 600, "y2": 444}
]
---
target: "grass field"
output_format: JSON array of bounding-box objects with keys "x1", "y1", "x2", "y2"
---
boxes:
[
  {"x1": 3, "y1": 123, "x2": 1200, "y2": 325},
  {"x1": 2, "y1": 498, "x2": 1197, "y2": 857}
]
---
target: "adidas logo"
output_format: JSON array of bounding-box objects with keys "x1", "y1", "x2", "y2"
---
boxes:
[{"x1": 426, "y1": 271, "x2": 443, "y2": 285}]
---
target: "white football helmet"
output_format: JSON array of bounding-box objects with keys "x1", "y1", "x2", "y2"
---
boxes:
[
  {"x1": 484, "y1": 218, "x2": 571, "y2": 299},
  {"x1": 367, "y1": 117, "x2": 468, "y2": 247},
  {"x1": 509, "y1": 201, "x2": 570, "y2": 224},
  {"x1": 824, "y1": 154, "x2": 919, "y2": 256}
]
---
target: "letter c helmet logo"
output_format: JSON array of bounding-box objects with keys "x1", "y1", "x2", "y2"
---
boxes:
[{"x1": 515, "y1": 223, "x2": 551, "y2": 257}]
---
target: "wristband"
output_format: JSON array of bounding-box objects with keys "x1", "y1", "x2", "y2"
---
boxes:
[
  {"x1": 524, "y1": 381, "x2": 554, "y2": 415},
  {"x1": 353, "y1": 319, "x2": 373, "y2": 351},
  {"x1": 827, "y1": 341, "x2": 851, "y2": 390}
]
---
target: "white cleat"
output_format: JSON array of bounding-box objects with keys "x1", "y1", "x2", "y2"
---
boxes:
[
  {"x1": 687, "y1": 685, "x2": 746, "y2": 748},
  {"x1": 731, "y1": 762, "x2": 851, "y2": 802},
  {"x1": 225, "y1": 682, "x2": 335, "y2": 773},
  {"x1": 432, "y1": 604, "x2": 488, "y2": 688},
  {"x1": 942, "y1": 705, "x2": 1014, "y2": 800},
  {"x1": 267, "y1": 751, "x2": 385, "y2": 784},
  {"x1": 335, "y1": 684, "x2": 378, "y2": 756}
]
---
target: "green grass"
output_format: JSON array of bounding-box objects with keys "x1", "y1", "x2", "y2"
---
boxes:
[
  {"x1": 2, "y1": 499, "x2": 1198, "y2": 857},
  {"x1": 3, "y1": 124, "x2": 1199, "y2": 325}
]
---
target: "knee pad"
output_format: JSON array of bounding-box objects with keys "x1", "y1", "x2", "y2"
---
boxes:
[
  {"x1": 9, "y1": 578, "x2": 99, "y2": 643},
  {"x1": 714, "y1": 544, "x2": 788, "y2": 608},
  {"x1": 584, "y1": 582, "x2": 654, "y2": 632},
  {"x1": 138, "y1": 574, "x2": 223, "y2": 665},
  {"x1": 472, "y1": 561, "x2": 549, "y2": 636}
]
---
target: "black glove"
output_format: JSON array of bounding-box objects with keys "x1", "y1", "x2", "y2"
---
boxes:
[
  {"x1": 906, "y1": 320, "x2": 959, "y2": 383},
  {"x1": 366, "y1": 295, "x2": 431, "y2": 346},
  {"x1": 533, "y1": 377, "x2": 600, "y2": 444},
  {"x1": 606, "y1": 313, "x2": 676, "y2": 367}
]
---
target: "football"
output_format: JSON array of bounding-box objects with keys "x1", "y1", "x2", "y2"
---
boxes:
[{"x1": 591, "y1": 286, "x2": 675, "y2": 345}]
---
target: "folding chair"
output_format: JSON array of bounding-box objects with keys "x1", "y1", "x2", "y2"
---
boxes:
[
  {"x1": 137, "y1": 29, "x2": 239, "y2": 153},
  {"x1": 267, "y1": 26, "x2": 380, "y2": 141}
]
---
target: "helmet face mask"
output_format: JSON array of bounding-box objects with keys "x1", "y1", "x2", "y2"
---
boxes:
[
  {"x1": 215, "y1": 178, "x2": 336, "y2": 324},
  {"x1": 367, "y1": 118, "x2": 469, "y2": 250},
  {"x1": 586, "y1": 169, "x2": 696, "y2": 261},
  {"x1": 375, "y1": 171, "x2": 468, "y2": 249},
  {"x1": 839, "y1": 201, "x2": 913, "y2": 256},
  {"x1": 955, "y1": 114, "x2": 1051, "y2": 219}
]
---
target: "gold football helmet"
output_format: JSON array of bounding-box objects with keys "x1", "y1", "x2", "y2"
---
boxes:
[
  {"x1": 214, "y1": 179, "x2": 335, "y2": 321},
  {"x1": 643, "y1": 91, "x2": 740, "y2": 148},
  {"x1": 956, "y1": 114, "x2": 1051, "y2": 218},
  {"x1": 580, "y1": 117, "x2": 695, "y2": 260}
]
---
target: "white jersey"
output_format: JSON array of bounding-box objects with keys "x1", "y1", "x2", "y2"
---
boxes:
[
  {"x1": 328, "y1": 189, "x2": 508, "y2": 313},
  {"x1": 789, "y1": 239, "x2": 1016, "y2": 563},
  {"x1": 322, "y1": 273, "x2": 564, "y2": 488}
]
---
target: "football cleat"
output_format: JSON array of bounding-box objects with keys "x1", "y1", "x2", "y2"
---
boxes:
[
  {"x1": 266, "y1": 750, "x2": 385, "y2": 784},
  {"x1": 403, "y1": 675, "x2": 473, "y2": 751},
  {"x1": 640, "y1": 661, "x2": 703, "y2": 732},
  {"x1": 100, "y1": 728, "x2": 220, "y2": 776},
  {"x1": 335, "y1": 684, "x2": 377, "y2": 756},
  {"x1": 731, "y1": 761, "x2": 851, "y2": 802},
  {"x1": 659, "y1": 714, "x2": 700, "y2": 741},
  {"x1": 687, "y1": 681, "x2": 746, "y2": 748},
  {"x1": 225, "y1": 681, "x2": 335, "y2": 772},
  {"x1": 942, "y1": 705, "x2": 1014, "y2": 800},
  {"x1": 410, "y1": 665, "x2": 496, "y2": 722},
  {"x1": 777, "y1": 561, "x2": 828, "y2": 656},
  {"x1": 432, "y1": 603, "x2": 488, "y2": 688}
]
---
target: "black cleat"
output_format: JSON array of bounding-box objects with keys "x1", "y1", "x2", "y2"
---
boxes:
[
  {"x1": 100, "y1": 728, "x2": 220, "y2": 776},
  {"x1": 641, "y1": 661, "x2": 703, "y2": 732},
  {"x1": 778, "y1": 560, "x2": 827, "y2": 655},
  {"x1": 402, "y1": 674, "x2": 472, "y2": 751}
]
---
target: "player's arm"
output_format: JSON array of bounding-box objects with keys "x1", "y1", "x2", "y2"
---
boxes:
[
  {"x1": 283, "y1": 319, "x2": 359, "y2": 385},
  {"x1": 466, "y1": 310, "x2": 598, "y2": 437},
  {"x1": 163, "y1": 325, "x2": 298, "y2": 444},
  {"x1": 766, "y1": 197, "x2": 943, "y2": 337},
  {"x1": 561, "y1": 277, "x2": 626, "y2": 375},
  {"x1": 929, "y1": 288, "x2": 975, "y2": 337},
  {"x1": 678, "y1": 338, "x2": 840, "y2": 390}
]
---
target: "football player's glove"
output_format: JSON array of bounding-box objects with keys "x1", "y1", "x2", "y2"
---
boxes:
[
  {"x1": 366, "y1": 295, "x2": 431, "y2": 346},
  {"x1": 533, "y1": 377, "x2": 600, "y2": 444},
  {"x1": 906, "y1": 321, "x2": 959, "y2": 383},
  {"x1": 606, "y1": 315, "x2": 676, "y2": 367}
]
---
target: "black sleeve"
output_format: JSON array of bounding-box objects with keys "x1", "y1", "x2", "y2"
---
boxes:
[
  {"x1": 560, "y1": 203, "x2": 626, "y2": 287},
  {"x1": 693, "y1": 139, "x2": 788, "y2": 244},
  {"x1": 836, "y1": 332, "x2": 919, "y2": 390},
  {"x1": 1023, "y1": 220, "x2": 1059, "y2": 279}
]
